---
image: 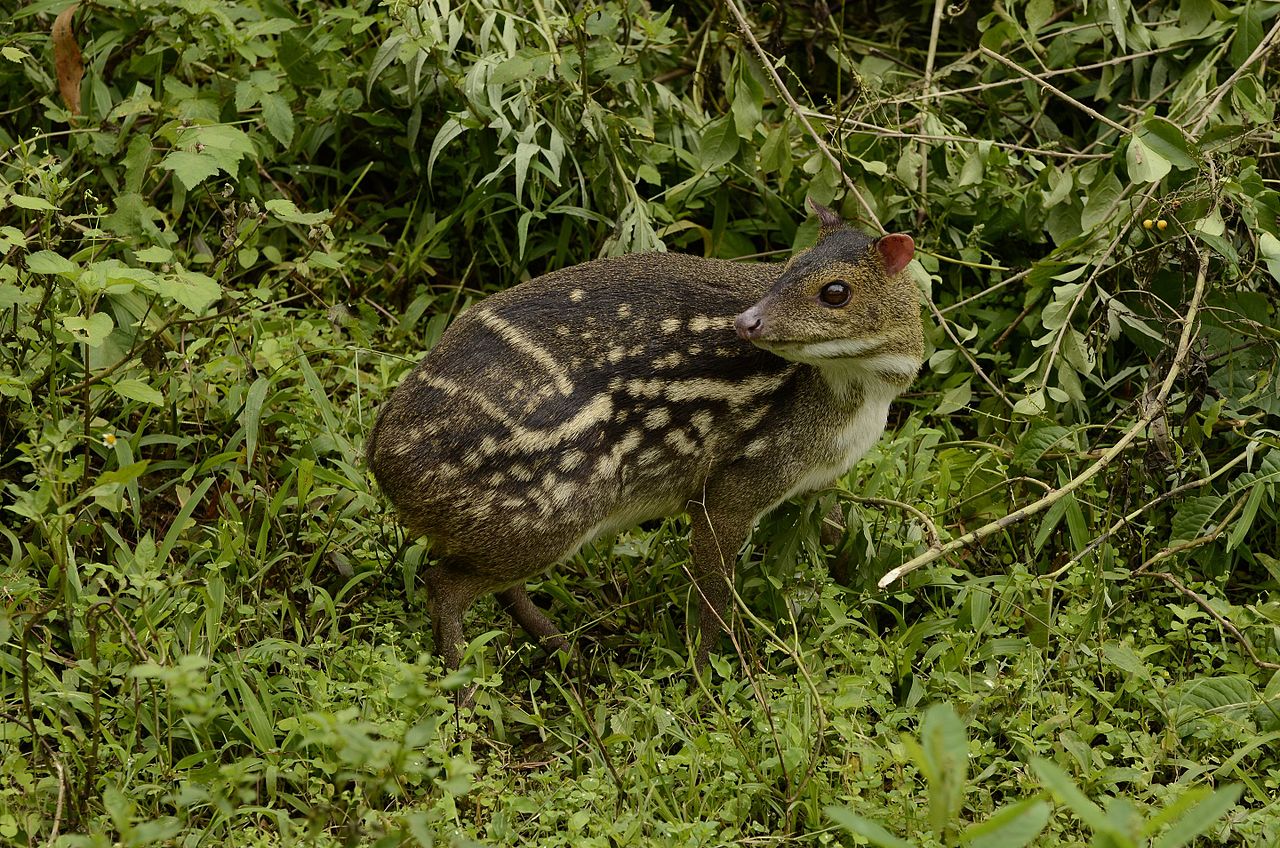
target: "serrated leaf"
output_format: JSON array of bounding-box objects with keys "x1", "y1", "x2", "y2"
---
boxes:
[
  {"x1": 26, "y1": 250, "x2": 78, "y2": 275},
  {"x1": 264, "y1": 199, "x2": 330, "y2": 225},
  {"x1": 63, "y1": 312, "x2": 114, "y2": 347},
  {"x1": 160, "y1": 150, "x2": 223, "y2": 190},
  {"x1": 260, "y1": 92, "x2": 295, "y2": 147},
  {"x1": 962, "y1": 799, "x2": 1051, "y2": 848},
  {"x1": 111, "y1": 379, "x2": 165, "y2": 406},
  {"x1": 699, "y1": 116, "x2": 739, "y2": 170}
]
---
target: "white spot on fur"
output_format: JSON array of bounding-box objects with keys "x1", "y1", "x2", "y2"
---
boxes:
[
  {"x1": 643, "y1": 407, "x2": 671, "y2": 429},
  {"x1": 660, "y1": 318, "x2": 681, "y2": 334},
  {"x1": 570, "y1": 288, "x2": 586, "y2": 302}
]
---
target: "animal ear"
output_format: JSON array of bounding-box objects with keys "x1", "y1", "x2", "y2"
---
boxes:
[
  {"x1": 805, "y1": 197, "x2": 843, "y2": 230},
  {"x1": 875, "y1": 234, "x2": 915, "y2": 277}
]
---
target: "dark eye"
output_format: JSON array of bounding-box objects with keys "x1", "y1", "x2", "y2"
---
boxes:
[{"x1": 819, "y1": 281, "x2": 851, "y2": 307}]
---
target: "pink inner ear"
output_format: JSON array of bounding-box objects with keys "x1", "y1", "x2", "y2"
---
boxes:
[{"x1": 877, "y1": 234, "x2": 915, "y2": 276}]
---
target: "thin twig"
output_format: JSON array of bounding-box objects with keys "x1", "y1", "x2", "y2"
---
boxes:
[
  {"x1": 926, "y1": 298, "x2": 1015, "y2": 409},
  {"x1": 879, "y1": 248, "x2": 1210, "y2": 587},
  {"x1": 721, "y1": 0, "x2": 883, "y2": 232},
  {"x1": 1145, "y1": 568, "x2": 1280, "y2": 671},
  {"x1": 1192, "y1": 16, "x2": 1280, "y2": 135},
  {"x1": 979, "y1": 46, "x2": 1130, "y2": 135},
  {"x1": 1046, "y1": 450, "x2": 1255, "y2": 578},
  {"x1": 830, "y1": 494, "x2": 944, "y2": 550},
  {"x1": 917, "y1": 0, "x2": 946, "y2": 226},
  {"x1": 882, "y1": 47, "x2": 1176, "y2": 105}
]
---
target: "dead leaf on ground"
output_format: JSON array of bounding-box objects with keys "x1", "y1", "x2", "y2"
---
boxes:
[{"x1": 52, "y1": 3, "x2": 83, "y2": 115}]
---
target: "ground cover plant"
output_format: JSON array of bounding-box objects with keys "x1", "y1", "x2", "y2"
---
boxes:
[{"x1": 2, "y1": 0, "x2": 1279, "y2": 844}]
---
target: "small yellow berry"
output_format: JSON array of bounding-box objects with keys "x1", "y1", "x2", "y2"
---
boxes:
[
  {"x1": 1143, "y1": 219, "x2": 1154, "y2": 229},
  {"x1": 1156, "y1": 219, "x2": 1168, "y2": 231},
  {"x1": 102, "y1": 433, "x2": 117, "y2": 447}
]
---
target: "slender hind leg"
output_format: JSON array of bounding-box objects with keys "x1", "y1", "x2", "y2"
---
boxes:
[
  {"x1": 689, "y1": 506, "x2": 752, "y2": 671},
  {"x1": 821, "y1": 503, "x2": 853, "y2": 585},
  {"x1": 424, "y1": 561, "x2": 484, "y2": 669},
  {"x1": 496, "y1": 586, "x2": 570, "y2": 655}
]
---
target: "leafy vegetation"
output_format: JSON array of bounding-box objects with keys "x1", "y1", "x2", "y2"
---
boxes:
[{"x1": 2, "y1": 0, "x2": 1279, "y2": 844}]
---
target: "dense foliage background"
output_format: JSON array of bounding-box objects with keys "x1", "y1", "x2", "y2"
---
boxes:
[{"x1": 2, "y1": 0, "x2": 1279, "y2": 844}]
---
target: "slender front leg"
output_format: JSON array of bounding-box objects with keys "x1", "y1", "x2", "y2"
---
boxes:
[
  {"x1": 820, "y1": 503, "x2": 853, "y2": 585},
  {"x1": 424, "y1": 560, "x2": 484, "y2": 670},
  {"x1": 688, "y1": 504, "x2": 753, "y2": 670}
]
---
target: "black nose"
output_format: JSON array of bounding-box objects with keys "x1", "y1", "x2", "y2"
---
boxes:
[{"x1": 735, "y1": 310, "x2": 763, "y2": 340}]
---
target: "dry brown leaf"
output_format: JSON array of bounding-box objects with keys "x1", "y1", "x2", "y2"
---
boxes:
[{"x1": 52, "y1": 3, "x2": 83, "y2": 115}]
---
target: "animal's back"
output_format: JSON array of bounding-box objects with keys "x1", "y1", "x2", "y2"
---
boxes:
[{"x1": 368, "y1": 252, "x2": 793, "y2": 572}]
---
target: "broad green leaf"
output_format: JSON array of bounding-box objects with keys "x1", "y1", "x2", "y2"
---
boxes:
[
  {"x1": 1081, "y1": 172, "x2": 1123, "y2": 230},
  {"x1": 26, "y1": 250, "x2": 78, "y2": 275},
  {"x1": 961, "y1": 799, "x2": 1051, "y2": 848},
  {"x1": 265, "y1": 198, "x2": 330, "y2": 226},
  {"x1": 9, "y1": 194, "x2": 56, "y2": 211},
  {"x1": 1025, "y1": 0, "x2": 1054, "y2": 32},
  {"x1": 63, "y1": 312, "x2": 114, "y2": 347},
  {"x1": 261, "y1": 92, "x2": 295, "y2": 146},
  {"x1": 934, "y1": 380, "x2": 971, "y2": 416},
  {"x1": 1101, "y1": 642, "x2": 1152, "y2": 681},
  {"x1": 94, "y1": 461, "x2": 149, "y2": 488},
  {"x1": 1139, "y1": 117, "x2": 1197, "y2": 169},
  {"x1": 134, "y1": 245, "x2": 172, "y2": 263},
  {"x1": 699, "y1": 116, "x2": 739, "y2": 170},
  {"x1": 111, "y1": 378, "x2": 165, "y2": 406},
  {"x1": 160, "y1": 150, "x2": 223, "y2": 190},
  {"x1": 1169, "y1": 494, "x2": 1224, "y2": 542},
  {"x1": 1126, "y1": 134, "x2": 1170, "y2": 183},
  {"x1": 825, "y1": 807, "x2": 915, "y2": 848},
  {"x1": 1012, "y1": 389, "x2": 1047, "y2": 417},
  {"x1": 146, "y1": 270, "x2": 222, "y2": 314}
]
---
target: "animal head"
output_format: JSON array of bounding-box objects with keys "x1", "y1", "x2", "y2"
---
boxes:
[{"x1": 734, "y1": 201, "x2": 924, "y2": 382}]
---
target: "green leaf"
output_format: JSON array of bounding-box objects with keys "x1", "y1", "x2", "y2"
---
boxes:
[
  {"x1": 134, "y1": 245, "x2": 173, "y2": 263},
  {"x1": 94, "y1": 461, "x2": 149, "y2": 488},
  {"x1": 1025, "y1": 0, "x2": 1054, "y2": 33},
  {"x1": 160, "y1": 151, "x2": 223, "y2": 191},
  {"x1": 1031, "y1": 758, "x2": 1110, "y2": 832},
  {"x1": 264, "y1": 198, "x2": 331, "y2": 226},
  {"x1": 961, "y1": 799, "x2": 1051, "y2": 848},
  {"x1": 699, "y1": 116, "x2": 739, "y2": 170},
  {"x1": 145, "y1": 270, "x2": 222, "y2": 314},
  {"x1": 1169, "y1": 494, "x2": 1224, "y2": 542},
  {"x1": 111, "y1": 378, "x2": 165, "y2": 406},
  {"x1": 260, "y1": 92, "x2": 295, "y2": 147},
  {"x1": 1126, "y1": 134, "x2": 1170, "y2": 184},
  {"x1": 1151, "y1": 785, "x2": 1242, "y2": 848},
  {"x1": 1139, "y1": 117, "x2": 1197, "y2": 170},
  {"x1": 825, "y1": 807, "x2": 915, "y2": 848},
  {"x1": 428, "y1": 116, "x2": 468, "y2": 183},
  {"x1": 919, "y1": 703, "x2": 968, "y2": 835},
  {"x1": 242, "y1": 376, "x2": 269, "y2": 466},
  {"x1": 63, "y1": 313, "x2": 114, "y2": 347},
  {"x1": 8, "y1": 194, "x2": 56, "y2": 211},
  {"x1": 26, "y1": 250, "x2": 78, "y2": 275},
  {"x1": 1081, "y1": 172, "x2": 1123, "y2": 230}
]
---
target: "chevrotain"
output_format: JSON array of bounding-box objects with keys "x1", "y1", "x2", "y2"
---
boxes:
[{"x1": 367, "y1": 202, "x2": 924, "y2": 670}]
